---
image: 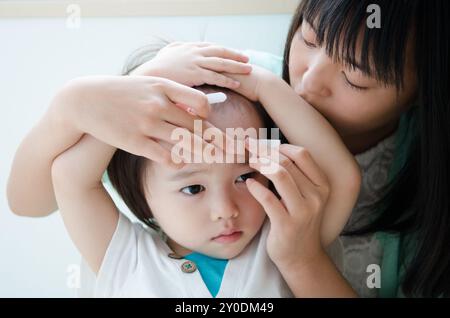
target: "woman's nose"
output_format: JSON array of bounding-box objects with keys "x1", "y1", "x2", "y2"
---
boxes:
[
  {"x1": 300, "y1": 54, "x2": 332, "y2": 97},
  {"x1": 210, "y1": 194, "x2": 240, "y2": 221}
]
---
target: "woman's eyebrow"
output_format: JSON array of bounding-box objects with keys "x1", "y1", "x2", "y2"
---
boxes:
[{"x1": 303, "y1": 20, "x2": 367, "y2": 74}]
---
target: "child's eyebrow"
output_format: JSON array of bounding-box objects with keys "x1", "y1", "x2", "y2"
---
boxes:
[
  {"x1": 167, "y1": 163, "x2": 250, "y2": 181},
  {"x1": 168, "y1": 169, "x2": 206, "y2": 181}
]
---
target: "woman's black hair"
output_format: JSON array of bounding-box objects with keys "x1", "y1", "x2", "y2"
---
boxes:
[{"x1": 283, "y1": 0, "x2": 450, "y2": 297}]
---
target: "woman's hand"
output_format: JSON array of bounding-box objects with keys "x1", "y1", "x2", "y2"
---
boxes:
[
  {"x1": 245, "y1": 142, "x2": 331, "y2": 270},
  {"x1": 130, "y1": 42, "x2": 252, "y2": 89},
  {"x1": 53, "y1": 75, "x2": 226, "y2": 167}
]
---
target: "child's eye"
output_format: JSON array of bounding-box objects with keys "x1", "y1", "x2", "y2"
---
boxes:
[
  {"x1": 236, "y1": 172, "x2": 256, "y2": 183},
  {"x1": 180, "y1": 185, "x2": 205, "y2": 195}
]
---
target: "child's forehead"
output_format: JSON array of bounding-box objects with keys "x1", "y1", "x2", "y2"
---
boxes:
[
  {"x1": 207, "y1": 97, "x2": 264, "y2": 132},
  {"x1": 151, "y1": 161, "x2": 252, "y2": 181}
]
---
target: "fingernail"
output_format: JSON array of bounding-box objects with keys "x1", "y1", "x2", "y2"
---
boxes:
[
  {"x1": 246, "y1": 178, "x2": 254, "y2": 185},
  {"x1": 259, "y1": 157, "x2": 271, "y2": 165},
  {"x1": 245, "y1": 136, "x2": 253, "y2": 151},
  {"x1": 187, "y1": 107, "x2": 198, "y2": 116}
]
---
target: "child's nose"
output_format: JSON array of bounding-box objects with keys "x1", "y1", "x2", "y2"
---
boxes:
[{"x1": 210, "y1": 195, "x2": 240, "y2": 221}]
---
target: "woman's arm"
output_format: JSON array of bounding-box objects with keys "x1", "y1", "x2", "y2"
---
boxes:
[{"x1": 51, "y1": 134, "x2": 119, "y2": 274}]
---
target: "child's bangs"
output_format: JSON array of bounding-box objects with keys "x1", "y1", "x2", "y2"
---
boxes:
[{"x1": 301, "y1": 0, "x2": 417, "y2": 90}]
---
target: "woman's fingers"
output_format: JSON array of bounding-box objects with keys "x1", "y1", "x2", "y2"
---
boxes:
[
  {"x1": 149, "y1": 122, "x2": 213, "y2": 162},
  {"x1": 199, "y1": 46, "x2": 249, "y2": 63},
  {"x1": 162, "y1": 101, "x2": 236, "y2": 155},
  {"x1": 246, "y1": 138, "x2": 328, "y2": 213},
  {"x1": 157, "y1": 79, "x2": 236, "y2": 153},
  {"x1": 198, "y1": 57, "x2": 252, "y2": 74},
  {"x1": 279, "y1": 144, "x2": 329, "y2": 189},
  {"x1": 159, "y1": 79, "x2": 210, "y2": 118},
  {"x1": 245, "y1": 178, "x2": 287, "y2": 225},
  {"x1": 136, "y1": 137, "x2": 183, "y2": 169},
  {"x1": 250, "y1": 159, "x2": 304, "y2": 216}
]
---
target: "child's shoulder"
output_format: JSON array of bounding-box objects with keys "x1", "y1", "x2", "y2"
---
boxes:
[{"x1": 242, "y1": 49, "x2": 283, "y2": 77}]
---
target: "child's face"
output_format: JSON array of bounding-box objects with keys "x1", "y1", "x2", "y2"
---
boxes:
[{"x1": 144, "y1": 99, "x2": 269, "y2": 259}]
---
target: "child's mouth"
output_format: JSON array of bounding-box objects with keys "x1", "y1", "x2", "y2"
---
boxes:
[{"x1": 212, "y1": 231, "x2": 243, "y2": 244}]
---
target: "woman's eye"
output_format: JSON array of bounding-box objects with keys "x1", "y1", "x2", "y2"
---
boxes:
[
  {"x1": 236, "y1": 172, "x2": 255, "y2": 183},
  {"x1": 342, "y1": 72, "x2": 368, "y2": 91},
  {"x1": 180, "y1": 185, "x2": 205, "y2": 195},
  {"x1": 300, "y1": 31, "x2": 317, "y2": 49},
  {"x1": 303, "y1": 38, "x2": 317, "y2": 49}
]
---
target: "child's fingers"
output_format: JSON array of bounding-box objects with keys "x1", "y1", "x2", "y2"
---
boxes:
[
  {"x1": 189, "y1": 41, "x2": 215, "y2": 47},
  {"x1": 200, "y1": 69, "x2": 241, "y2": 89},
  {"x1": 200, "y1": 46, "x2": 249, "y2": 63},
  {"x1": 245, "y1": 178, "x2": 286, "y2": 225},
  {"x1": 199, "y1": 57, "x2": 252, "y2": 74}
]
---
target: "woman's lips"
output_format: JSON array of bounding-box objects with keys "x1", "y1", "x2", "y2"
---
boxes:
[{"x1": 212, "y1": 231, "x2": 243, "y2": 244}]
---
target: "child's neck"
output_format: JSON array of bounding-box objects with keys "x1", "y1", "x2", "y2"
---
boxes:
[{"x1": 167, "y1": 237, "x2": 192, "y2": 257}]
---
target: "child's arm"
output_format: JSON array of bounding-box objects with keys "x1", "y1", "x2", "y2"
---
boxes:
[
  {"x1": 51, "y1": 134, "x2": 119, "y2": 274},
  {"x1": 231, "y1": 66, "x2": 361, "y2": 246}
]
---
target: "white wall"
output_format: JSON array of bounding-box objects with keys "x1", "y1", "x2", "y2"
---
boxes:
[{"x1": 0, "y1": 14, "x2": 291, "y2": 297}]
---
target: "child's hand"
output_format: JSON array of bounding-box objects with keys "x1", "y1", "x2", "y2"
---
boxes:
[
  {"x1": 222, "y1": 64, "x2": 275, "y2": 102},
  {"x1": 52, "y1": 75, "x2": 226, "y2": 167},
  {"x1": 130, "y1": 42, "x2": 252, "y2": 89},
  {"x1": 245, "y1": 142, "x2": 331, "y2": 270}
]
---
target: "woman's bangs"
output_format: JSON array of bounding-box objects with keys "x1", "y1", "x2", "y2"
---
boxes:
[{"x1": 300, "y1": 0, "x2": 417, "y2": 89}]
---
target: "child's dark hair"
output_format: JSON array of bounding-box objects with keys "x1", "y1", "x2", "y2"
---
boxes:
[
  {"x1": 283, "y1": 0, "x2": 450, "y2": 297},
  {"x1": 107, "y1": 40, "x2": 274, "y2": 231}
]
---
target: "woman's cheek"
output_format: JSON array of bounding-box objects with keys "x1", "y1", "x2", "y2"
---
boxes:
[{"x1": 326, "y1": 90, "x2": 397, "y2": 135}]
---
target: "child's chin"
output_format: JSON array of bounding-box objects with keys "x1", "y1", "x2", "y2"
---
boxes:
[{"x1": 210, "y1": 245, "x2": 245, "y2": 260}]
